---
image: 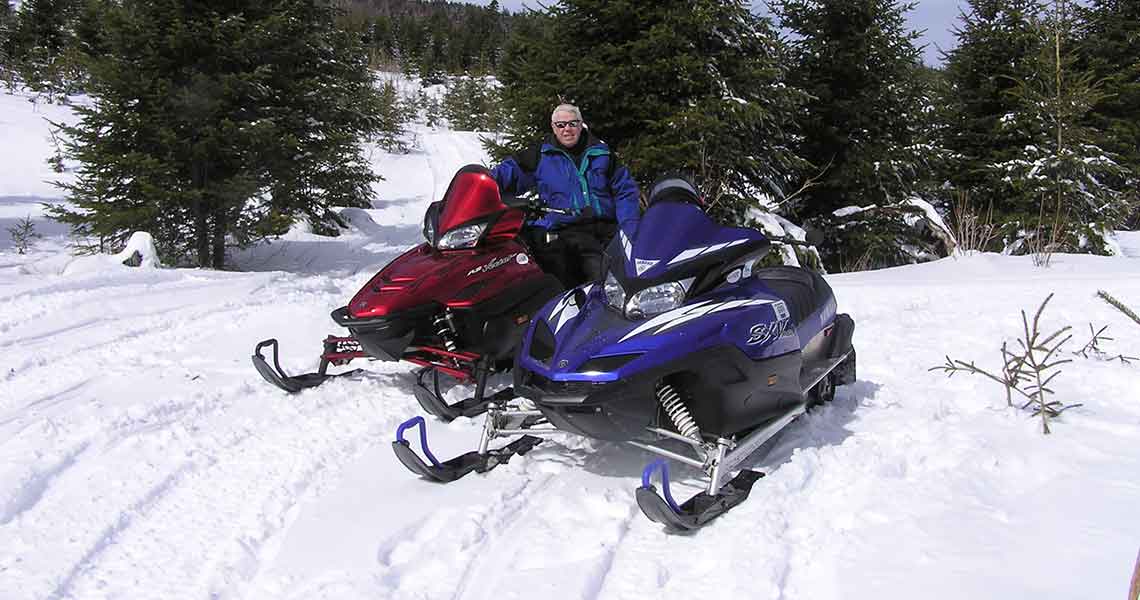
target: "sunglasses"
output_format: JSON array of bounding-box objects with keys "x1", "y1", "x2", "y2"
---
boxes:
[{"x1": 552, "y1": 120, "x2": 582, "y2": 129}]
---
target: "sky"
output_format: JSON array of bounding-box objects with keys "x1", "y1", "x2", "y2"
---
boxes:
[{"x1": 472, "y1": 0, "x2": 966, "y2": 67}]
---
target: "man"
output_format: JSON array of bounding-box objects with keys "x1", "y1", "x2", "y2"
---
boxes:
[{"x1": 491, "y1": 103, "x2": 640, "y2": 287}]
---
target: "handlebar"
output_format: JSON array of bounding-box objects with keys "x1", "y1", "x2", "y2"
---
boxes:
[
  {"x1": 502, "y1": 192, "x2": 573, "y2": 217},
  {"x1": 768, "y1": 235, "x2": 813, "y2": 247},
  {"x1": 768, "y1": 227, "x2": 824, "y2": 248}
]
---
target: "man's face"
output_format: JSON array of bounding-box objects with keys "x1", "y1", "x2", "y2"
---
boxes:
[{"x1": 551, "y1": 110, "x2": 582, "y2": 148}]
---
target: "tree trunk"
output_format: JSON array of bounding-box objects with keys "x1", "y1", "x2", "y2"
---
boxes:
[
  {"x1": 195, "y1": 201, "x2": 209, "y2": 268},
  {"x1": 210, "y1": 208, "x2": 226, "y2": 270},
  {"x1": 193, "y1": 160, "x2": 210, "y2": 267}
]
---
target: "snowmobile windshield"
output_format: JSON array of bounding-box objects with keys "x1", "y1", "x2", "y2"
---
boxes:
[
  {"x1": 630, "y1": 201, "x2": 768, "y2": 265},
  {"x1": 647, "y1": 176, "x2": 702, "y2": 207},
  {"x1": 429, "y1": 164, "x2": 523, "y2": 250},
  {"x1": 438, "y1": 165, "x2": 504, "y2": 234}
]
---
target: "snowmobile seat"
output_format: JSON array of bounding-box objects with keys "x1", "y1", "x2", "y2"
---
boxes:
[{"x1": 751, "y1": 266, "x2": 833, "y2": 323}]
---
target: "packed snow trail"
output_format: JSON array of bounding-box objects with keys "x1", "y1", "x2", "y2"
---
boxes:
[
  {"x1": 2, "y1": 88, "x2": 1139, "y2": 599},
  {"x1": 0, "y1": 124, "x2": 497, "y2": 599}
]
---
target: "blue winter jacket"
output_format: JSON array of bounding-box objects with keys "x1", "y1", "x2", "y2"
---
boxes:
[{"x1": 491, "y1": 133, "x2": 641, "y2": 234}]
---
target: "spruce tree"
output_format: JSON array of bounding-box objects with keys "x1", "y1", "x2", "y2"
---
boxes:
[
  {"x1": 49, "y1": 1, "x2": 384, "y2": 268},
  {"x1": 773, "y1": 0, "x2": 946, "y2": 271},
  {"x1": 0, "y1": 1, "x2": 13, "y2": 86},
  {"x1": 1078, "y1": 0, "x2": 1140, "y2": 228},
  {"x1": 941, "y1": 1, "x2": 1044, "y2": 235},
  {"x1": 996, "y1": 0, "x2": 1133, "y2": 255},
  {"x1": 443, "y1": 75, "x2": 502, "y2": 132},
  {"x1": 10, "y1": 0, "x2": 83, "y2": 99},
  {"x1": 376, "y1": 80, "x2": 411, "y2": 152},
  {"x1": 493, "y1": 0, "x2": 807, "y2": 226}
]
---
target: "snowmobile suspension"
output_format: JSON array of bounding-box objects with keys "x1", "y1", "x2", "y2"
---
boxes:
[
  {"x1": 634, "y1": 402, "x2": 804, "y2": 497},
  {"x1": 404, "y1": 346, "x2": 480, "y2": 381},
  {"x1": 432, "y1": 308, "x2": 460, "y2": 352},
  {"x1": 656, "y1": 382, "x2": 701, "y2": 441}
]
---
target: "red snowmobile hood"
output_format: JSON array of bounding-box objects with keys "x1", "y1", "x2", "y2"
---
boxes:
[{"x1": 348, "y1": 240, "x2": 545, "y2": 318}]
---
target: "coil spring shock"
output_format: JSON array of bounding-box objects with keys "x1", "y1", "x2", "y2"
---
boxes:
[
  {"x1": 433, "y1": 309, "x2": 458, "y2": 352},
  {"x1": 657, "y1": 382, "x2": 701, "y2": 441}
]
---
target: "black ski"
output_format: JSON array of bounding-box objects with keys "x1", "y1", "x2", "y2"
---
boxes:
[
  {"x1": 252, "y1": 338, "x2": 364, "y2": 393},
  {"x1": 412, "y1": 366, "x2": 517, "y2": 421},
  {"x1": 392, "y1": 416, "x2": 542, "y2": 483},
  {"x1": 636, "y1": 460, "x2": 765, "y2": 532}
]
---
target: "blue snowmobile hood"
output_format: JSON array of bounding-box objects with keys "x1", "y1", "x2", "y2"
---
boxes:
[{"x1": 517, "y1": 201, "x2": 824, "y2": 384}]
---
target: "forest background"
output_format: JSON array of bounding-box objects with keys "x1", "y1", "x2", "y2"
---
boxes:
[{"x1": 0, "y1": 0, "x2": 1136, "y2": 272}]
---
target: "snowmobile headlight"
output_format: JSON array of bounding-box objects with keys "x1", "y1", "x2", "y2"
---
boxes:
[
  {"x1": 436, "y1": 222, "x2": 487, "y2": 249},
  {"x1": 625, "y1": 282, "x2": 685, "y2": 319},
  {"x1": 604, "y1": 272, "x2": 625, "y2": 309}
]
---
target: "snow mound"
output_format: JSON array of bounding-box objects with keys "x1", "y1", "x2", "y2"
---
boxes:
[
  {"x1": 339, "y1": 207, "x2": 385, "y2": 236},
  {"x1": 58, "y1": 231, "x2": 160, "y2": 275}
]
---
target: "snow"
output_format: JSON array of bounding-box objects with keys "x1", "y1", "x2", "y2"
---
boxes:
[
  {"x1": 2, "y1": 87, "x2": 1140, "y2": 600},
  {"x1": 833, "y1": 204, "x2": 873, "y2": 218}
]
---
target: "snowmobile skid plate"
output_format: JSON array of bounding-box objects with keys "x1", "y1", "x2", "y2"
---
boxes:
[
  {"x1": 412, "y1": 366, "x2": 518, "y2": 421},
  {"x1": 392, "y1": 416, "x2": 542, "y2": 483},
  {"x1": 636, "y1": 459, "x2": 765, "y2": 532},
  {"x1": 252, "y1": 337, "x2": 366, "y2": 393}
]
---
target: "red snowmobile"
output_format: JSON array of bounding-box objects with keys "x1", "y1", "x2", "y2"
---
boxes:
[{"x1": 252, "y1": 165, "x2": 566, "y2": 421}]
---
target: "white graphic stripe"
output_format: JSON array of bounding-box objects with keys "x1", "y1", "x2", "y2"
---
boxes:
[
  {"x1": 550, "y1": 284, "x2": 595, "y2": 333},
  {"x1": 555, "y1": 303, "x2": 579, "y2": 333},
  {"x1": 618, "y1": 300, "x2": 716, "y2": 342},
  {"x1": 666, "y1": 239, "x2": 751, "y2": 266},
  {"x1": 618, "y1": 298, "x2": 775, "y2": 342}
]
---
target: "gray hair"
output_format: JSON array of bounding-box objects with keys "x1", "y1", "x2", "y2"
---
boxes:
[{"x1": 551, "y1": 103, "x2": 582, "y2": 123}]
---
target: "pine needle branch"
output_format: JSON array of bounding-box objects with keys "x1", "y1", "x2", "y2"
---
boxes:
[{"x1": 1097, "y1": 290, "x2": 1140, "y2": 327}]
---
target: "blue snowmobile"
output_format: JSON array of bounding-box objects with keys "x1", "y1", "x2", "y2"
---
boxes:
[{"x1": 392, "y1": 176, "x2": 856, "y2": 532}]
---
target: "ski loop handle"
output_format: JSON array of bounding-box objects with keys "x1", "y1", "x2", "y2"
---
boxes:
[
  {"x1": 395, "y1": 416, "x2": 441, "y2": 468},
  {"x1": 255, "y1": 338, "x2": 287, "y2": 375},
  {"x1": 640, "y1": 459, "x2": 682, "y2": 514}
]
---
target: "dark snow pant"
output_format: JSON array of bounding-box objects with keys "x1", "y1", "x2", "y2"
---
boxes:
[{"x1": 523, "y1": 220, "x2": 618, "y2": 289}]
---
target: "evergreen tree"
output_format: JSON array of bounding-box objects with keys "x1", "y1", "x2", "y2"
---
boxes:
[
  {"x1": 376, "y1": 79, "x2": 413, "y2": 152},
  {"x1": 774, "y1": 0, "x2": 946, "y2": 271},
  {"x1": 1078, "y1": 0, "x2": 1140, "y2": 228},
  {"x1": 10, "y1": 0, "x2": 83, "y2": 99},
  {"x1": 339, "y1": 0, "x2": 518, "y2": 77},
  {"x1": 417, "y1": 12, "x2": 448, "y2": 85},
  {"x1": 942, "y1": 0, "x2": 1044, "y2": 211},
  {"x1": 493, "y1": 0, "x2": 808, "y2": 226},
  {"x1": 49, "y1": 0, "x2": 384, "y2": 268},
  {"x1": 0, "y1": 1, "x2": 14, "y2": 87},
  {"x1": 442, "y1": 75, "x2": 503, "y2": 131},
  {"x1": 995, "y1": 0, "x2": 1133, "y2": 255},
  {"x1": 420, "y1": 88, "x2": 443, "y2": 128},
  {"x1": 370, "y1": 15, "x2": 397, "y2": 69},
  {"x1": 482, "y1": 0, "x2": 505, "y2": 71}
]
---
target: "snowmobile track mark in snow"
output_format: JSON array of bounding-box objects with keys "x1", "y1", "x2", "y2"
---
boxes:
[{"x1": 46, "y1": 462, "x2": 197, "y2": 600}]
